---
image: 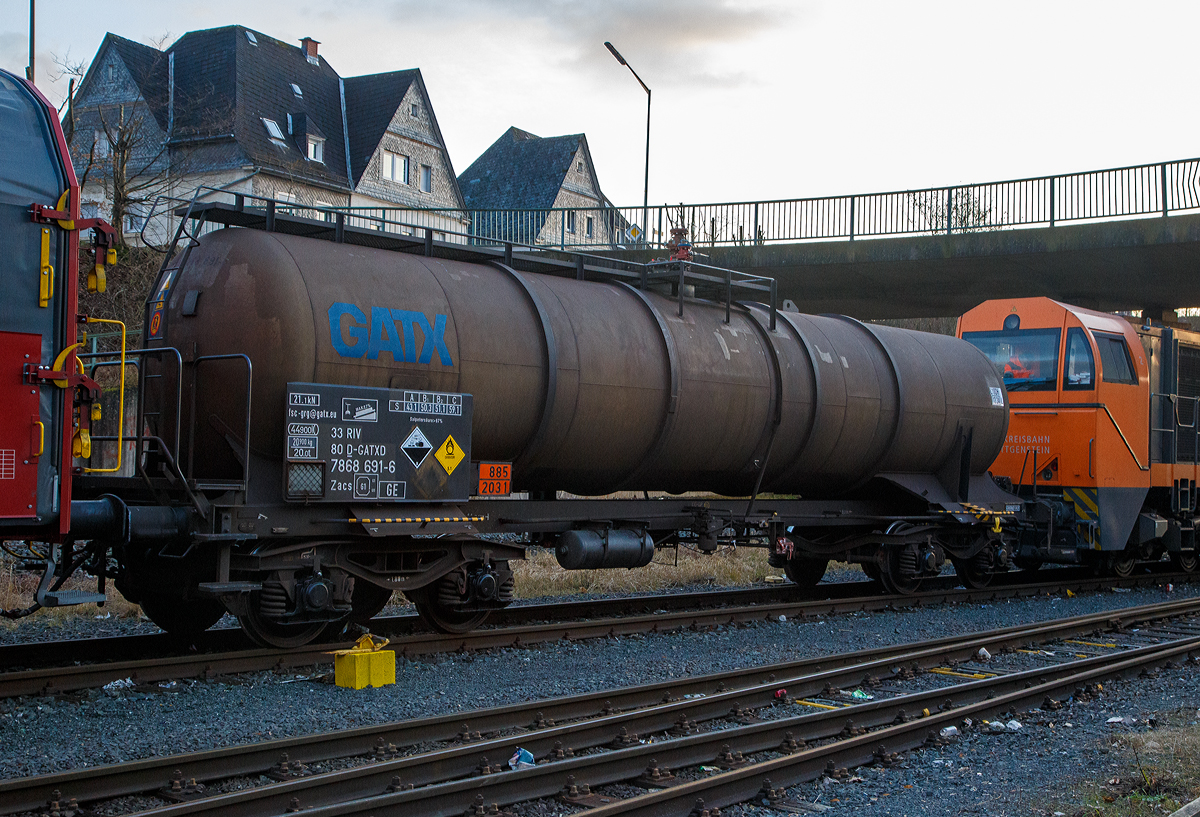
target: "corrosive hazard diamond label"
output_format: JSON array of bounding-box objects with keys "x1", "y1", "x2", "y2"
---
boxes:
[
  {"x1": 401, "y1": 427, "x2": 432, "y2": 468},
  {"x1": 435, "y1": 434, "x2": 464, "y2": 475}
]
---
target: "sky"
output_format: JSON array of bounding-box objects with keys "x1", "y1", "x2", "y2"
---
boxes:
[{"x1": 3, "y1": 0, "x2": 1198, "y2": 208}]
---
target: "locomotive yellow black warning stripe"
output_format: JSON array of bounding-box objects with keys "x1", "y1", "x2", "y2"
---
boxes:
[
  {"x1": 1064, "y1": 487, "x2": 1099, "y2": 521},
  {"x1": 348, "y1": 516, "x2": 488, "y2": 524}
]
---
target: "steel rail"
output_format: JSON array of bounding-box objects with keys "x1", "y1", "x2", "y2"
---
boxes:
[
  {"x1": 577, "y1": 639, "x2": 1200, "y2": 816},
  {"x1": 0, "y1": 568, "x2": 1192, "y2": 699},
  {"x1": 5, "y1": 597, "x2": 1198, "y2": 816},
  {"x1": 240, "y1": 634, "x2": 1200, "y2": 817}
]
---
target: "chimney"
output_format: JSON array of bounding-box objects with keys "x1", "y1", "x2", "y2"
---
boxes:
[{"x1": 300, "y1": 37, "x2": 320, "y2": 64}]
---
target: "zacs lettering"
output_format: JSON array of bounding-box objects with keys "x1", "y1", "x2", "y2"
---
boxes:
[{"x1": 328, "y1": 303, "x2": 453, "y2": 366}]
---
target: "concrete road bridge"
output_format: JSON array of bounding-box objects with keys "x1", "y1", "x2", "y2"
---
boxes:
[{"x1": 423, "y1": 156, "x2": 1200, "y2": 320}]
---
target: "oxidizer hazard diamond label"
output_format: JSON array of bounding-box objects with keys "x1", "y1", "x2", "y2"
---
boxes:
[{"x1": 401, "y1": 427, "x2": 433, "y2": 468}]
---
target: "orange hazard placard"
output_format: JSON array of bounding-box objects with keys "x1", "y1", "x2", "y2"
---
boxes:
[{"x1": 477, "y1": 462, "x2": 511, "y2": 495}]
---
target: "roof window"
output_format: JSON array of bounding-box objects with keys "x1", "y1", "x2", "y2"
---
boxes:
[
  {"x1": 291, "y1": 83, "x2": 303, "y2": 98},
  {"x1": 262, "y1": 118, "x2": 287, "y2": 145},
  {"x1": 307, "y1": 136, "x2": 325, "y2": 163},
  {"x1": 245, "y1": 31, "x2": 258, "y2": 45}
]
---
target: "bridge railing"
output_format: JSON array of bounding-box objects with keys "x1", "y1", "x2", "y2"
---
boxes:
[{"x1": 395, "y1": 157, "x2": 1200, "y2": 249}]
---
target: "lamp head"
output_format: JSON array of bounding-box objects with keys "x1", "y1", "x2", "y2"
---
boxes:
[{"x1": 604, "y1": 42, "x2": 627, "y2": 65}]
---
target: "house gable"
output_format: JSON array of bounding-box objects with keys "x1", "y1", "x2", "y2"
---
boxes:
[
  {"x1": 345, "y1": 70, "x2": 465, "y2": 210},
  {"x1": 458, "y1": 128, "x2": 611, "y2": 212}
]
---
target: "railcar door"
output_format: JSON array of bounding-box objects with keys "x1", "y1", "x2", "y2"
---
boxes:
[{"x1": 0, "y1": 71, "x2": 75, "y2": 532}]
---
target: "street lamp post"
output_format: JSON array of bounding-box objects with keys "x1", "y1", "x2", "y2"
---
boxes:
[{"x1": 604, "y1": 41, "x2": 650, "y2": 245}]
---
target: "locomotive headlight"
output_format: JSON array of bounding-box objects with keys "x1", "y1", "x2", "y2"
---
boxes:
[{"x1": 1003, "y1": 313, "x2": 1021, "y2": 331}]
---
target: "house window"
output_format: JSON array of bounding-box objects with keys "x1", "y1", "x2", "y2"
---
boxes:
[
  {"x1": 314, "y1": 200, "x2": 333, "y2": 222},
  {"x1": 124, "y1": 204, "x2": 146, "y2": 234},
  {"x1": 586, "y1": 216, "x2": 594, "y2": 238},
  {"x1": 106, "y1": 64, "x2": 116, "y2": 81},
  {"x1": 81, "y1": 202, "x2": 100, "y2": 220},
  {"x1": 577, "y1": 162, "x2": 583, "y2": 172},
  {"x1": 245, "y1": 30, "x2": 258, "y2": 45},
  {"x1": 93, "y1": 130, "x2": 110, "y2": 159},
  {"x1": 307, "y1": 136, "x2": 325, "y2": 163},
  {"x1": 291, "y1": 83, "x2": 303, "y2": 98},
  {"x1": 383, "y1": 151, "x2": 408, "y2": 184},
  {"x1": 420, "y1": 165, "x2": 432, "y2": 193},
  {"x1": 410, "y1": 103, "x2": 419, "y2": 117},
  {"x1": 566, "y1": 211, "x2": 576, "y2": 234},
  {"x1": 262, "y1": 118, "x2": 287, "y2": 145}
]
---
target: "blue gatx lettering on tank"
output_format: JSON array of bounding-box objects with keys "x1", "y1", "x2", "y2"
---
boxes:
[{"x1": 328, "y1": 303, "x2": 453, "y2": 365}]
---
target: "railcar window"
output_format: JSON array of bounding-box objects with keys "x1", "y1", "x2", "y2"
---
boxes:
[
  {"x1": 1095, "y1": 332, "x2": 1137, "y2": 384},
  {"x1": 962, "y1": 328, "x2": 1061, "y2": 391},
  {"x1": 1063, "y1": 327, "x2": 1095, "y2": 390}
]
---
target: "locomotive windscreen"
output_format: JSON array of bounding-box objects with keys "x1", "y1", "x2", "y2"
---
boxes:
[{"x1": 961, "y1": 328, "x2": 1062, "y2": 392}]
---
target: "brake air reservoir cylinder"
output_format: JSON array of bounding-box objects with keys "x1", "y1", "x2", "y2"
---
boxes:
[
  {"x1": 555, "y1": 529, "x2": 656, "y2": 570},
  {"x1": 159, "y1": 229, "x2": 1008, "y2": 499}
]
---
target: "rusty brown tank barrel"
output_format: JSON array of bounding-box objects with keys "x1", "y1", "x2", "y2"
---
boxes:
[{"x1": 161, "y1": 229, "x2": 1008, "y2": 497}]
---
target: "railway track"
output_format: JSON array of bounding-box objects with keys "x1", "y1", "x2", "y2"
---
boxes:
[
  {"x1": 4, "y1": 596, "x2": 1198, "y2": 817},
  {"x1": 0, "y1": 566, "x2": 1192, "y2": 700}
]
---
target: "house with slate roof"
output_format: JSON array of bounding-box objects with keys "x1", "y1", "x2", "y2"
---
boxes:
[
  {"x1": 66, "y1": 27, "x2": 467, "y2": 245},
  {"x1": 457, "y1": 127, "x2": 626, "y2": 247}
]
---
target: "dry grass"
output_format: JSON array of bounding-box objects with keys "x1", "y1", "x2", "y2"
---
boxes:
[
  {"x1": 2, "y1": 544, "x2": 813, "y2": 626},
  {"x1": 1049, "y1": 711, "x2": 1200, "y2": 816},
  {"x1": 0, "y1": 552, "x2": 139, "y2": 632},
  {"x1": 513, "y1": 546, "x2": 777, "y2": 598}
]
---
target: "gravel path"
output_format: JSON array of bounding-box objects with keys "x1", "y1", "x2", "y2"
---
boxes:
[{"x1": 1, "y1": 578, "x2": 1197, "y2": 817}]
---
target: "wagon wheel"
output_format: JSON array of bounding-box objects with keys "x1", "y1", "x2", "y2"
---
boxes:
[
  {"x1": 877, "y1": 524, "x2": 923, "y2": 595},
  {"x1": 878, "y1": 547, "x2": 923, "y2": 595},
  {"x1": 1170, "y1": 551, "x2": 1198, "y2": 573},
  {"x1": 409, "y1": 593, "x2": 490, "y2": 634},
  {"x1": 406, "y1": 571, "x2": 490, "y2": 635},
  {"x1": 238, "y1": 608, "x2": 329, "y2": 649},
  {"x1": 348, "y1": 580, "x2": 394, "y2": 624},
  {"x1": 139, "y1": 594, "x2": 227, "y2": 638},
  {"x1": 783, "y1": 556, "x2": 830, "y2": 588},
  {"x1": 1105, "y1": 550, "x2": 1138, "y2": 579},
  {"x1": 237, "y1": 584, "x2": 330, "y2": 648},
  {"x1": 950, "y1": 554, "x2": 993, "y2": 590}
]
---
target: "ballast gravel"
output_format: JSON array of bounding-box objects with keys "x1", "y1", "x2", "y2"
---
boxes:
[{"x1": 1, "y1": 578, "x2": 1198, "y2": 817}]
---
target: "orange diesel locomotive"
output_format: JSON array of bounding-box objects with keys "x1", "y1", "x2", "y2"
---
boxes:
[{"x1": 958, "y1": 297, "x2": 1199, "y2": 576}]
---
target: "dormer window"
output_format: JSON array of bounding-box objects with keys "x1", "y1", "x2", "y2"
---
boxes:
[
  {"x1": 245, "y1": 31, "x2": 258, "y2": 45},
  {"x1": 307, "y1": 136, "x2": 325, "y2": 163},
  {"x1": 291, "y1": 83, "x2": 303, "y2": 98},
  {"x1": 262, "y1": 118, "x2": 287, "y2": 146}
]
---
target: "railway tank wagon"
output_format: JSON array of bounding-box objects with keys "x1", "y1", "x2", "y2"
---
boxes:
[
  {"x1": 1, "y1": 66, "x2": 1021, "y2": 647},
  {"x1": 121, "y1": 226, "x2": 1013, "y2": 641}
]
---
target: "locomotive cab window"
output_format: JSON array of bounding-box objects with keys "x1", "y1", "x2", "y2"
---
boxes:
[
  {"x1": 1063, "y1": 327, "x2": 1094, "y2": 390},
  {"x1": 1095, "y1": 331, "x2": 1137, "y2": 384},
  {"x1": 961, "y1": 328, "x2": 1061, "y2": 391}
]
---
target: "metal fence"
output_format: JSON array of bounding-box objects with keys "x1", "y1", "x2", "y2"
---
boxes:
[
  {"x1": 391, "y1": 157, "x2": 1200, "y2": 250},
  {"x1": 148, "y1": 157, "x2": 1200, "y2": 252}
]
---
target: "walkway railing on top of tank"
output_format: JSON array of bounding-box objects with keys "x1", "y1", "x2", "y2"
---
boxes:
[
  {"x1": 158, "y1": 187, "x2": 782, "y2": 326},
  {"x1": 400, "y1": 156, "x2": 1200, "y2": 249}
]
